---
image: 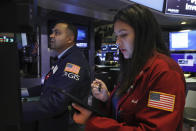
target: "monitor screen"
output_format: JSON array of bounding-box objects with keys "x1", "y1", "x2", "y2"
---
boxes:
[
  {"x1": 15, "y1": 33, "x2": 28, "y2": 48},
  {"x1": 101, "y1": 44, "x2": 118, "y2": 52},
  {"x1": 76, "y1": 42, "x2": 88, "y2": 48},
  {"x1": 77, "y1": 29, "x2": 87, "y2": 41},
  {"x1": 101, "y1": 45, "x2": 108, "y2": 51},
  {"x1": 129, "y1": 0, "x2": 165, "y2": 11},
  {"x1": 76, "y1": 26, "x2": 88, "y2": 48},
  {"x1": 21, "y1": 33, "x2": 27, "y2": 47},
  {"x1": 108, "y1": 44, "x2": 118, "y2": 52},
  {"x1": 113, "y1": 55, "x2": 119, "y2": 61},
  {"x1": 165, "y1": 0, "x2": 196, "y2": 16},
  {"x1": 0, "y1": 33, "x2": 14, "y2": 44},
  {"x1": 97, "y1": 52, "x2": 106, "y2": 61},
  {"x1": 171, "y1": 53, "x2": 196, "y2": 72},
  {"x1": 169, "y1": 30, "x2": 196, "y2": 51},
  {"x1": 100, "y1": 44, "x2": 119, "y2": 62}
]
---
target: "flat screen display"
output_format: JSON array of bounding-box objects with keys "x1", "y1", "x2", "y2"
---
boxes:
[
  {"x1": 100, "y1": 44, "x2": 119, "y2": 61},
  {"x1": 171, "y1": 53, "x2": 196, "y2": 72},
  {"x1": 165, "y1": 0, "x2": 196, "y2": 16},
  {"x1": 169, "y1": 30, "x2": 196, "y2": 51},
  {"x1": 129, "y1": 0, "x2": 165, "y2": 11},
  {"x1": 101, "y1": 44, "x2": 118, "y2": 52},
  {"x1": 0, "y1": 33, "x2": 14, "y2": 44},
  {"x1": 21, "y1": 33, "x2": 27, "y2": 47},
  {"x1": 76, "y1": 26, "x2": 88, "y2": 48}
]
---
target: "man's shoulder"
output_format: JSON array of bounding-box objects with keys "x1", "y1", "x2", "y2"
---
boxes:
[{"x1": 60, "y1": 46, "x2": 88, "y2": 68}]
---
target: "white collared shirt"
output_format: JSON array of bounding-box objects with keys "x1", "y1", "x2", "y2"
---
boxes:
[{"x1": 57, "y1": 45, "x2": 73, "y2": 59}]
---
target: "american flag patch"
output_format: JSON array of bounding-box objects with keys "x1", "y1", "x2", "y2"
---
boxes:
[
  {"x1": 64, "y1": 63, "x2": 80, "y2": 74},
  {"x1": 147, "y1": 91, "x2": 175, "y2": 112}
]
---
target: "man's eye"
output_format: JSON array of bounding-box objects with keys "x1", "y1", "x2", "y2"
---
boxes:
[{"x1": 55, "y1": 31, "x2": 60, "y2": 35}]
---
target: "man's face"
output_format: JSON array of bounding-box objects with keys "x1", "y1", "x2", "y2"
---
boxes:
[{"x1": 50, "y1": 23, "x2": 74, "y2": 53}]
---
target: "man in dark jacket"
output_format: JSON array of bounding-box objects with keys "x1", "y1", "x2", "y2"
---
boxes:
[{"x1": 22, "y1": 22, "x2": 91, "y2": 131}]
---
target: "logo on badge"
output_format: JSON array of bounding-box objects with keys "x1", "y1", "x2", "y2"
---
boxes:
[
  {"x1": 62, "y1": 71, "x2": 80, "y2": 81},
  {"x1": 131, "y1": 99, "x2": 138, "y2": 104},
  {"x1": 64, "y1": 63, "x2": 80, "y2": 75}
]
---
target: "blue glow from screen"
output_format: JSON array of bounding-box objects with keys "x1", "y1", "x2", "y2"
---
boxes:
[
  {"x1": 77, "y1": 29, "x2": 86, "y2": 41},
  {"x1": 129, "y1": 0, "x2": 164, "y2": 11},
  {"x1": 169, "y1": 30, "x2": 196, "y2": 51},
  {"x1": 171, "y1": 53, "x2": 196, "y2": 72}
]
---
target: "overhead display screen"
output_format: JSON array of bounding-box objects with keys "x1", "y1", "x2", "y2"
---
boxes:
[
  {"x1": 165, "y1": 0, "x2": 196, "y2": 16},
  {"x1": 129, "y1": 0, "x2": 165, "y2": 11}
]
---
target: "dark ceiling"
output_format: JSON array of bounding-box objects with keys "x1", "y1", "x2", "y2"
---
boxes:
[{"x1": 38, "y1": 0, "x2": 196, "y2": 28}]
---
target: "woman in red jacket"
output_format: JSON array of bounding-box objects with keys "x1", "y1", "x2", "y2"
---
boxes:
[{"x1": 72, "y1": 4, "x2": 186, "y2": 131}]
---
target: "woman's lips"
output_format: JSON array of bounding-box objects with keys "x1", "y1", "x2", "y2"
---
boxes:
[
  {"x1": 50, "y1": 39, "x2": 55, "y2": 43},
  {"x1": 120, "y1": 49, "x2": 126, "y2": 53}
]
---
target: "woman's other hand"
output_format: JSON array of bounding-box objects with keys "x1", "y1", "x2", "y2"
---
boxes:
[{"x1": 72, "y1": 103, "x2": 92, "y2": 124}]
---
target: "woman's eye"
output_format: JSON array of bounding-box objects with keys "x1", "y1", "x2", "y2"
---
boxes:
[
  {"x1": 115, "y1": 33, "x2": 128, "y2": 40},
  {"x1": 120, "y1": 34, "x2": 127, "y2": 37}
]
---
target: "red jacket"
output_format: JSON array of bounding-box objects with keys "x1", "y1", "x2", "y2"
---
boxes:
[{"x1": 86, "y1": 51, "x2": 186, "y2": 131}]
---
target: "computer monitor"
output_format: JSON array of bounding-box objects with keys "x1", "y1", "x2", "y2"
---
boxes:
[
  {"x1": 76, "y1": 26, "x2": 88, "y2": 48},
  {"x1": 165, "y1": 0, "x2": 196, "y2": 16},
  {"x1": 21, "y1": 33, "x2": 28, "y2": 47},
  {"x1": 15, "y1": 33, "x2": 28, "y2": 49},
  {"x1": 169, "y1": 30, "x2": 196, "y2": 51},
  {"x1": 0, "y1": 33, "x2": 21, "y2": 131},
  {"x1": 101, "y1": 44, "x2": 118, "y2": 52},
  {"x1": 100, "y1": 44, "x2": 119, "y2": 62},
  {"x1": 0, "y1": 33, "x2": 14, "y2": 43},
  {"x1": 171, "y1": 53, "x2": 196, "y2": 72},
  {"x1": 108, "y1": 44, "x2": 118, "y2": 52},
  {"x1": 128, "y1": 0, "x2": 165, "y2": 12}
]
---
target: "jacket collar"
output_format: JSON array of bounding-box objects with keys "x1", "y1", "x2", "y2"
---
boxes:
[
  {"x1": 58, "y1": 45, "x2": 73, "y2": 59},
  {"x1": 58, "y1": 45, "x2": 78, "y2": 61}
]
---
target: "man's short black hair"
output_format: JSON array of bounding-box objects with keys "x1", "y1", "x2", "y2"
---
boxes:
[{"x1": 55, "y1": 20, "x2": 78, "y2": 43}]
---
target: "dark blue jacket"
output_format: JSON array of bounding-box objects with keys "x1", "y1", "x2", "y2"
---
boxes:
[{"x1": 22, "y1": 45, "x2": 91, "y2": 131}]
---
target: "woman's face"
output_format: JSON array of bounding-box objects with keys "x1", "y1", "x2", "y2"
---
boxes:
[{"x1": 114, "y1": 20, "x2": 135, "y2": 59}]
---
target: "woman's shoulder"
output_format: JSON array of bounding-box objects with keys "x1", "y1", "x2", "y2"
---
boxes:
[{"x1": 149, "y1": 52, "x2": 183, "y2": 75}]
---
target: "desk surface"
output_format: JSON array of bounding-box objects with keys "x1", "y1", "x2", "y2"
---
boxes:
[
  {"x1": 22, "y1": 96, "x2": 40, "y2": 103},
  {"x1": 110, "y1": 68, "x2": 120, "y2": 71},
  {"x1": 185, "y1": 77, "x2": 196, "y2": 83},
  {"x1": 96, "y1": 65, "x2": 119, "y2": 68}
]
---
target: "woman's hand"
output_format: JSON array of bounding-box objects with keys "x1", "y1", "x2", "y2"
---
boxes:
[
  {"x1": 91, "y1": 79, "x2": 110, "y2": 102},
  {"x1": 72, "y1": 103, "x2": 92, "y2": 125}
]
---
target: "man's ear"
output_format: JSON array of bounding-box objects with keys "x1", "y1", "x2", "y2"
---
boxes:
[
  {"x1": 67, "y1": 35, "x2": 75, "y2": 44},
  {"x1": 70, "y1": 35, "x2": 75, "y2": 43}
]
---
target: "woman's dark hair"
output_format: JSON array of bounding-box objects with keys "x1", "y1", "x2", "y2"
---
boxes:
[{"x1": 114, "y1": 4, "x2": 170, "y2": 95}]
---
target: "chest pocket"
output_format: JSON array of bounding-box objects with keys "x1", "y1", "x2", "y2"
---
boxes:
[
  {"x1": 118, "y1": 91, "x2": 144, "y2": 123},
  {"x1": 117, "y1": 75, "x2": 150, "y2": 124}
]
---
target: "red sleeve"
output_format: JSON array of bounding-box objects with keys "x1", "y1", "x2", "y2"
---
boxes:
[{"x1": 85, "y1": 70, "x2": 185, "y2": 131}]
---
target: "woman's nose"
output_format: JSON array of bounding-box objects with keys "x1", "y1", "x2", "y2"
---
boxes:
[{"x1": 116, "y1": 38, "x2": 121, "y2": 47}]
